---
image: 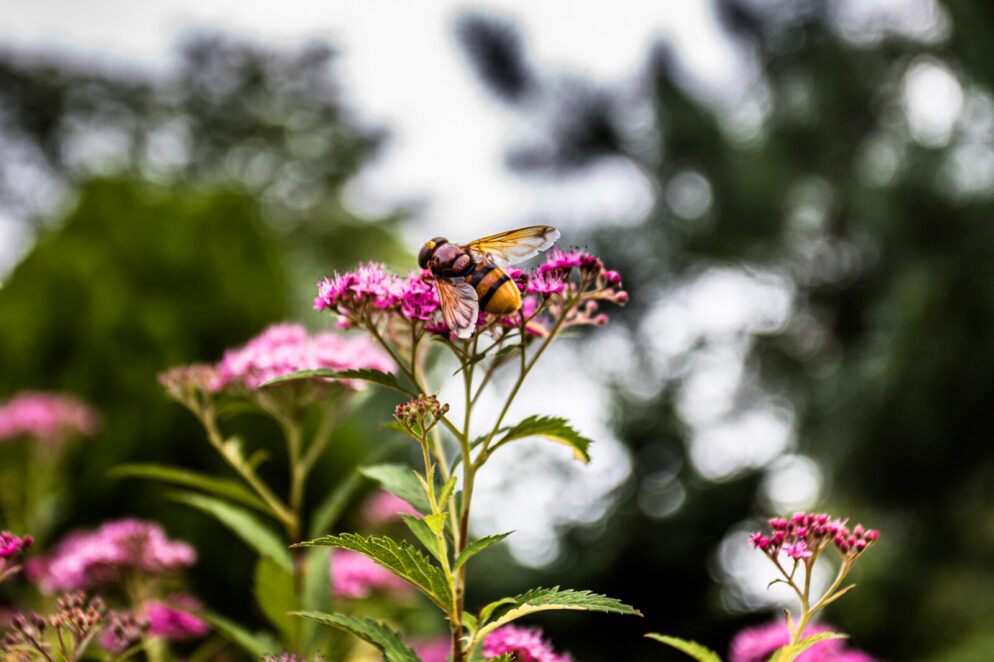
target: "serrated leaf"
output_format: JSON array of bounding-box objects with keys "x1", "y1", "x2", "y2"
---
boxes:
[
  {"x1": 359, "y1": 463, "x2": 432, "y2": 514},
  {"x1": 262, "y1": 368, "x2": 411, "y2": 394},
  {"x1": 197, "y1": 610, "x2": 279, "y2": 658},
  {"x1": 767, "y1": 632, "x2": 847, "y2": 662},
  {"x1": 295, "y1": 533, "x2": 453, "y2": 612},
  {"x1": 497, "y1": 415, "x2": 592, "y2": 463},
  {"x1": 645, "y1": 634, "x2": 722, "y2": 662},
  {"x1": 399, "y1": 514, "x2": 444, "y2": 562},
  {"x1": 171, "y1": 491, "x2": 292, "y2": 572},
  {"x1": 110, "y1": 463, "x2": 272, "y2": 515},
  {"x1": 291, "y1": 611, "x2": 421, "y2": 662},
  {"x1": 253, "y1": 556, "x2": 299, "y2": 643},
  {"x1": 475, "y1": 586, "x2": 640, "y2": 649},
  {"x1": 453, "y1": 532, "x2": 513, "y2": 571}
]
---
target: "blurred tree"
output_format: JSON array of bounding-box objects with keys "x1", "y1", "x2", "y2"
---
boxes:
[
  {"x1": 0, "y1": 35, "x2": 411, "y2": 643},
  {"x1": 456, "y1": 2, "x2": 994, "y2": 661}
]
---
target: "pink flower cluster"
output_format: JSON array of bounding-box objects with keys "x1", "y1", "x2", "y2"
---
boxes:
[
  {"x1": 729, "y1": 621, "x2": 876, "y2": 662},
  {"x1": 411, "y1": 637, "x2": 451, "y2": 662},
  {"x1": 750, "y1": 512, "x2": 879, "y2": 561},
  {"x1": 361, "y1": 490, "x2": 419, "y2": 525},
  {"x1": 482, "y1": 625, "x2": 574, "y2": 662},
  {"x1": 313, "y1": 263, "x2": 439, "y2": 320},
  {"x1": 211, "y1": 323, "x2": 395, "y2": 391},
  {"x1": 0, "y1": 391, "x2": 99, "y2": 444},
  {"x1": 313, "y1": 248, "x2": 626, "y2": 341},
  {"x1": 330, "y1": 549, "x2": 410, "y2": 599},
  {"x1": 0, "y1": 532, "x2": 32, "y2": 559},
  {"x1": 143, "y1": 594, "x2": 209, "y2": 640},
  {"x1": 27, "y1": 519, "x2": 196, "y2": 593}
]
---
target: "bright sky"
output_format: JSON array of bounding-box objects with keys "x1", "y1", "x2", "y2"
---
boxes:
[{"x1": 2, "y1": 0, "x2": 737, "y2": 243}]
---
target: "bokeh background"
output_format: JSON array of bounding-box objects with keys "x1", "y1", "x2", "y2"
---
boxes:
[{"x1": 2, "y1": 1, "x2": 992, "y2": 660}]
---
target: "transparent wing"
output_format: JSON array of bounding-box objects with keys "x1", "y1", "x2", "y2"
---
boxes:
[
  {"x1": 436, "y1": 278, "x2": 480, "y2": 339},
  {"x1": 465, "y1": 225, "x2": 560, "y2": 268}
]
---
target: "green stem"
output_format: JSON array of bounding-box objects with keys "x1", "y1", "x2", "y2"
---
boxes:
[{"x1": 201, "y1": 409, "x2": 294, "y2": 527}]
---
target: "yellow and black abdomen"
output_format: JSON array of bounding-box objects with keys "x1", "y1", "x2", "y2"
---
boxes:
[{"x1": 468, "y1": 262, "x2": 521, "y2": 315}]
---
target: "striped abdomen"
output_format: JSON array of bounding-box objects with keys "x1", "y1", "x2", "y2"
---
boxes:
[{"x1": 467, "y1": 261, "x2": 521, "y2": 315}]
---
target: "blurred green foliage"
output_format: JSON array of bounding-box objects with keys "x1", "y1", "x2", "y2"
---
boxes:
[{"x1": 457, "y1": 2, "x2": 994, "y2": 661}]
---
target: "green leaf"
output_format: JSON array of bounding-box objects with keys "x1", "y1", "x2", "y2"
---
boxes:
[
  {"x1": 262, "y1": 368, "x2": 412, "y2": 395},
  {"x1": 197, "y1": 610, "x2": 279, "y2": 658},
  {"x1": 453, "y1": 531, "x2": 513, "y2": 571},
  {"x1": 171, "y1": 491, "x2": 292, "y2": 572},
  {"x1": 425, "y1": 512, "x2": 447, "y2": 535},
  {"x1": 110, "y1": 463, "x2": 273, "y2": 516},
  {"x1": 253, "y1": 556, "x2": 299, "y2": 644},
  {"x1": 291, "y1": 611, "x2": 421, "y2": 662},
  {"x1": 359, "y1": 463, "x2": 432, "y2": 514},
  {"x1": 472, "y1": 586, "x2": 640, "y2": 651},
  {"x1": 295, "y1": 533, "x2": 453, "y2": 612},
  {"x1": 496, "y1": 415, "x2": 593, "y2": 463},
  {"x1": 645, "y1": 634, "x2": 722, "y2": 662},
  {"x1": 399, "y1": 514, "x2": 444, "y2": 562},
  {"x1": 437, "y1": 476, "x2": 458, "y2": 508},
  {"x1": 300, "y1": 547, "x2": 331, "y2": 650},
  {"x1": 766, "y1": 632, "x2": 847, "y2": 662}
]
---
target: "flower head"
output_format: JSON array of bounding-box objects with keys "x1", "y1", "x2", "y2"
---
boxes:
[
  {"x1": 0, "y1": 532, "x2": 32, "y2": 560},
  {"x1": 26, "y1": 519, "x2": 195, "y2": 593},
  {"x1": 482, "y1": 625, "x2": 573, "y2": 662},
  {"x1": 0, "y1": 392, "x2": 99, "y2": 444},
  {"x1": 750, "y1": 512, "x2": 878, "y2": 563},
  {"x1": 99, "y1": 610, "x2": 150, "y2": 654},
  {"x1": 143, "y1": 594, "x2": 209, "y2": 640},
  {"x1": 729, "y1": 621, "x2": 877, "y2": 662},
  {"x1": 210, "y1": 323, "x2": 394, "y2": 391},
  {"x1": 330, "y1": 549, "x2": 410, "y2": 599}
]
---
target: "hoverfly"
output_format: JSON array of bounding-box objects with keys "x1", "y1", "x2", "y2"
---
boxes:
[{"x1": 418, "y1": 225, "x2": 560, "y2": 338}]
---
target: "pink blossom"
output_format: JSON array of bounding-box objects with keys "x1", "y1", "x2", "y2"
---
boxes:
[
  {"x1": 0, "y1": 531, "x2": 32, "y2": 559},
  {"x1": 400, "y1": 272, "x2": 440, "y2": 321},
  {"x1": 728, "y1": 621, "x2": 877, "y2": 662},
  {"x1": 0, "y1": 391, "x2": 99, "y2": 444},
  {"x1": 211, "y1": 323, "x2": 395, "y2": 391},
  {"x1": 330, "y1": 549, "x2": 410, "y2": 599},
  {"x1": 361, "y1": 490, "x2": 420, "y2": 524},
  {"x1": 783, "y1": 541, "x2": 813, "y2": 559},
  {"x1": 313, "y1": 262, "x2": 404, "y2": 311},
  {"x1": 143, "y1": 594, "x2": 209, "y2": 640},
  {"x1": 27, "y1": 519, "x2": 195, "y2": 593},
  {"x1": 411, "y1": 636, "x2": 451, "y2": 662},
  {"x1": 482, "y1": 625, "x2": 573, "y2": 662},
  {"x1": 526, "y1": 272, "x2": 566, "y2": 295}
]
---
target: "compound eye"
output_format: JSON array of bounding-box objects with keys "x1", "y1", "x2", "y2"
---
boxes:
[{"x1": 418, "y1": 243, "x2": 433, "y2": 269}]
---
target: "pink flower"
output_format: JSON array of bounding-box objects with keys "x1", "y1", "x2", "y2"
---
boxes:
[
  {"x1": 411, "y1": 636, "x2": 451, "y2": 662},
  {"x1": 314, "y1": 262, "x2": 404, "y2": 311},
  {"x1": 400, "y1": 272, "x2": 440, "y2": 321},
  {"x1": 526, "y1": 272, "x2": 566, "y2": 295},
  {"x1": 361, "y1": 490, "x2": 420, "y2": 525},
  {"x1": 728, "y1": 621, "x2": 877, "y2": 662},
  {"x1": 482, "y1": 625, "x2": 573, "y2": 662},
  {"x1": 27, "y1": 519, "x2": 195, "y2": 593},
  {"x1": 0, "y1": 531, "x2": 32, "y2": 559},
  {"x1": 210, "y1": 323, "x2": 395, "y2": 391},
  {"x1": 143, "y1": 594, "x2": 209, "y2": 640},
  {"x1": 783, "y1": 541, "x2": 813, "y2": 559},
  {"x1": 749, "y1": 512, "x2": 878, "y2": 562},
  {"x1": 330, "y1": 549, "x2": 410, "y2": 599},
  {"x1": 0, "y1": 391, "x2": 99, "y2": 444}
]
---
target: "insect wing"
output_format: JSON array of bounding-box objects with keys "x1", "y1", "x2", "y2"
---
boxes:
[
  {"x1": 435, "y1": 278, "x2": 480, "y2": 339},
  {"x1": 465, "y1": 225, "x2": 560, "y2": 268}
]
